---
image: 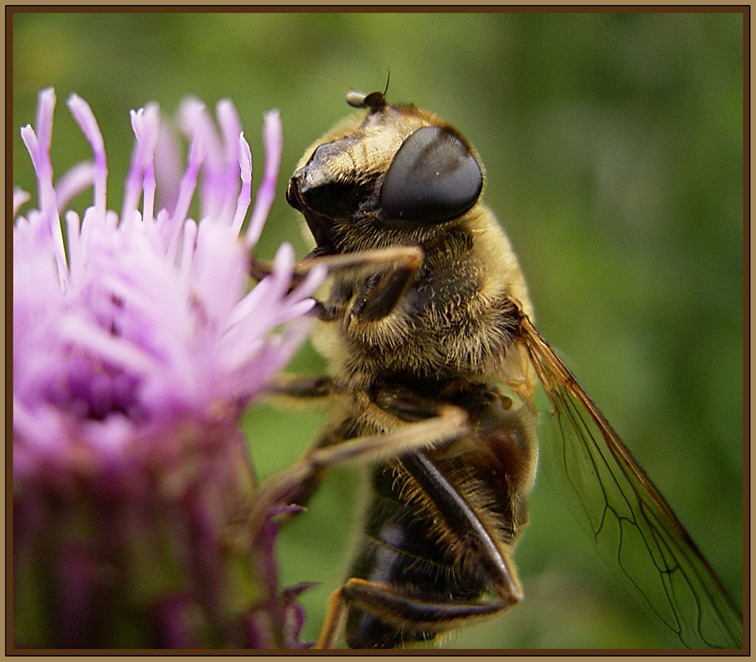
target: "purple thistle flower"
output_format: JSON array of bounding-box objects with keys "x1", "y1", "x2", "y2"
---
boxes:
[{"x1": 13, "y1": 88, "x2": 324, "y2": 649}]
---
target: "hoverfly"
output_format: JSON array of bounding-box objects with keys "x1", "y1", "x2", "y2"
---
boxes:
[{"x1": 251, "y1": 89, "x2": 743, "y2": 650}]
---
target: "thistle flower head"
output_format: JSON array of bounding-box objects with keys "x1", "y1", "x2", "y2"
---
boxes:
[
  {"x1": 13, "y1": 88, "x2": 323, "y2": 649},
  {"x1": 14, "y1": 88, "x2": 322, "y2": 475}
]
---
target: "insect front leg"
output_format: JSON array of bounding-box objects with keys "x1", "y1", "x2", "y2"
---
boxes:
[
  {"x1": 251, "y1": 246, "x2": 423, "y2": 320},
  {"x1": 250, "y1": 246, "x2": 422, "y2": 285},
  {"x1": 265, "y1": 373, "x2": 336, "y2": 407}
]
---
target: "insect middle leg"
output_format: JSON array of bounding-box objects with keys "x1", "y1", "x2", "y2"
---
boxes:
[{"x1": 249, "y1": 379, "x2": 469, "y2": 536}]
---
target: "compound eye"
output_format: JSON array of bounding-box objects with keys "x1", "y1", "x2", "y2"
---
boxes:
[{"x1": 380, "y1": 126, "x2": 483, "y2": 224}]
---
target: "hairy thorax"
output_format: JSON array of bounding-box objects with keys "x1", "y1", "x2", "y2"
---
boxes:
[{"x1": 313, "y1": 208, "x2": 532, "y2": 393}]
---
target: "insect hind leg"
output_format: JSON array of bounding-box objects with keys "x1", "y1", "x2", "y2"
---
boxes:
[{"x1": 316, "y1": 578, "x2": 519, "y2": 649}]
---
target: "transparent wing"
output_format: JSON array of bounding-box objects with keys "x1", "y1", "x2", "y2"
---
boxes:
[{"x1": 518, "y1": 314, "x2": 743, "y2": 649}]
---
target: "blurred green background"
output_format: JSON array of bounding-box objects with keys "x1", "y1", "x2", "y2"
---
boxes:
[{"x1": 12, "y1": 10, "x2": 744, "y2": 650}]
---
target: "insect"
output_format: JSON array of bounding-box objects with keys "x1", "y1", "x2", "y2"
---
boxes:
[{"x1": 251, "y1": 90, "x2": 743, "y2": 649}]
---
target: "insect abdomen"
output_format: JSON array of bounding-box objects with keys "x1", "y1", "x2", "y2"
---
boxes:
[{"x1": 345, "y1": 463, "x2": 491, "y2": 648}]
